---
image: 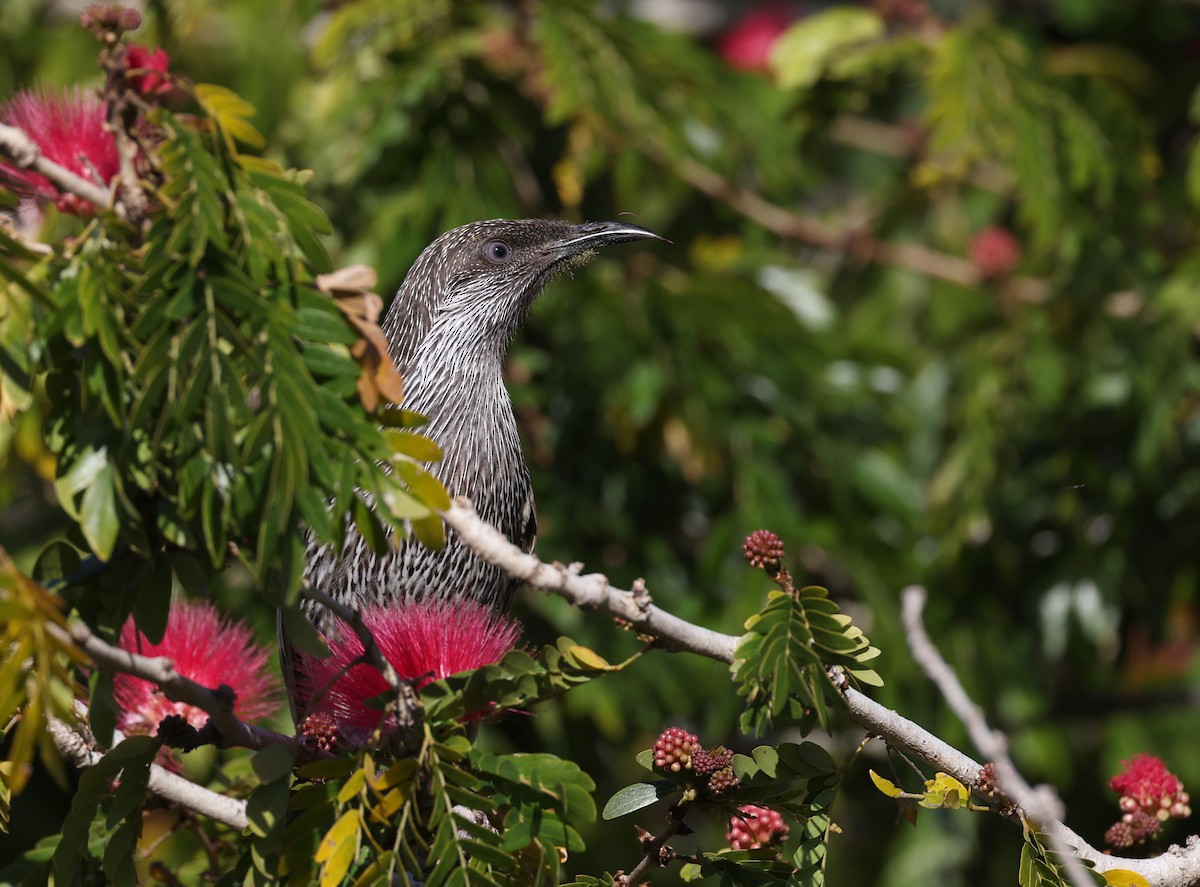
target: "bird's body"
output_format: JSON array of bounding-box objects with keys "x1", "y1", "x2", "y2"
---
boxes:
[{"x1": 297, "y1": 219, "x2": 660, "y2": 652}]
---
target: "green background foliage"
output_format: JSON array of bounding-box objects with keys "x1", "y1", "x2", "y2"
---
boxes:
[{"x1": 4, "y1": 0, "x2": 1200, "y2": 883}]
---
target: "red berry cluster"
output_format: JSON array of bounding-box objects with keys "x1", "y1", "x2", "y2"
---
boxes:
[
  {"x1": 969, "y1": 226, "x2": 1021, "y2": 279},
  {"x1": 300, "y1": 711, "x2": 341, "y2": 753},
  {"x1": 653, "y1": 727, "x2": 698, "y2": 772},
  {"x1": 743, "y1": 530, "x2": 785, "y2": 571},
  {"x1": 652, "y1": 729, "x2": 742, "y2": 798},
  {"x1": 1104, "y1": 754, "x2": 1191, "y2": 849},
  {"x1": 727, "y1": 804, "x2": 790, "y2": 850},
  {"x1": 975, "y1": 762, "x2": 998, "y2": 798},
  {"x1": 692, "y1": 745, "x2": 734, "y2": 776}
]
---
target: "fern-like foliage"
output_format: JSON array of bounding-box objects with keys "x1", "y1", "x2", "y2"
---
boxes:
[{"x1": 732, "y1": 587, "x2": 882, "y2": 735}]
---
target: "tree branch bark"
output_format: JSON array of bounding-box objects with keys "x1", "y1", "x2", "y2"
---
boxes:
[
  {"x1": 440, "y1": 497, "x2": 1200, "y2": 887},
  {"x1": 46, "y1": 620, "x2": 308, "y2": 757},
  {"x1": 0, "y1": 122, "x2": 111, "y2": 210},
  {"x1": 47, "y1": 717, "x2": 248, "y2": 831}
]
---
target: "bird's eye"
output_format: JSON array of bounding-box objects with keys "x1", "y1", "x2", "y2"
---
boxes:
[{"x1": 483, "y1": 240, "x2": 513, "y2": 264}]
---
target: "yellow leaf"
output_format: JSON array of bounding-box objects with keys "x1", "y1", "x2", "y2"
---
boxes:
[
  {"x1": 194, "y1": 83, "x2": 266, "y2": 150},
  {"x1": 337, "y1": 767, "x2": 367, "y2": 804},
  {"x1": 316, "y1": 808, "x2": 361, "y2": 866},
  {"x1": 566, "y1": 644, "x2": 610, "y2": 670},
  {"x1": 1104, "y1": 871, "x2": 1152, "y2": 887},
  {"x1": 921, "y1": 772, "x2": 970, "y2": 809},
  {"x1": 869, "y1": 769, "x2": 904, "y2": 798}
]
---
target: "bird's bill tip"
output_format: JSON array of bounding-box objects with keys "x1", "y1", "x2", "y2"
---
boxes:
[{"x1": 555, "y1": 220, "x2": 669, "y2": 251}]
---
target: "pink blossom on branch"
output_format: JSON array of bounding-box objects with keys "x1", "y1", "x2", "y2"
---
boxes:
[
  {"x1": 125, "y1": 44, "x2": 173, "y2": 97},
  {"x1": 114, "y1": 600, "x2": 282, "y2": 736},
  {"x1": 0, "y1": 88, "x2": 119, "y2": 215},
  {"x1": 299, "y1": 600, "x2": 522, "y2": 741},
  {"x1": 1104, "y1": 753, "x2": 1192, "y2": 849}
]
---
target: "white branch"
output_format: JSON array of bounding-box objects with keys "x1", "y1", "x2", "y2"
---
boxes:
[
  {"x1": 442, "y1": 497, "x2": 1200, "y2": 886},
  {"x1": 46, "y1": 620, "x2": 307, "y2": 756},
  {"x1": 899, "y1": 585, "x2": 1200, "y2": 885},
  {"x1": 0, "y1": 122, "x2": 111, "y2": 210},
  {"x1": 48, "y1": 717, "x2": 248, "y2": 831},
  {"x1": 442, "y1": 498, "x2": 736, "y2": 662}
]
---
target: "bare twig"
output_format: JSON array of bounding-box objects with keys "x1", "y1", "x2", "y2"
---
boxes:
[
  {"x1": 0, "y1": 122, "x2": 111, "y2": 210},
  {"x1": 901, "y1": 585, "x2": 1116, "y2": 887},
  {"x1": 101, "y1": 45, "x2": 150, "y2": 221},
  {"x1": 47, "y1": 717, "x2": 248, "y2": 830},
  {"x1": 622, "y1": 800, "x2": 695, "y2": 885},
  {"x1": 443, "y1": 498, "x2": 1200, "y2": 886},
  {"x1": 442, "y1": 498, "x2": 736, "y2": 662},
  {"x1": 0, "y1": 216, "x2": 53, "y2": 256},
  {"x1": 300, "y1": 580, "x2": 421, "y2": 733},
  {"x1": 641, "y1": 143, "x2": 1051, "y2": 304},
  {"x1": 46, "y1": 620, "x2": 308, "y2": 757}
]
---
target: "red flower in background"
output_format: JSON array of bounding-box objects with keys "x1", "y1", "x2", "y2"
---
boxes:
[
  {"x1": 0, "y1": 88, "x2": 119, "y2": 215},
  {"x1": 717, "y1": 4, "x2": 797, "y2": 72},
  {"x1": 969, "y1": 226, "x2": 1021, "y2": 279},
  {"x1": 114, "y1": 600, "x2": 281, "y2": 736},
  {"x1": 125, "y1": 44, "x2": 172, "y2": 97},
  {"x1": 299, "y1": 600, "x2": 522, "y2": 740}
]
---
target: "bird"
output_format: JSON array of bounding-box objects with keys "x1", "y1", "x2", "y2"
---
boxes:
[{"x1": 289, "y1": 218, "x2": 662, "y2": 713}]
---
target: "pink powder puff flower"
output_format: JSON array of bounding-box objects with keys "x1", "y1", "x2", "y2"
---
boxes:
[
  {"x1": 1110, "y1": 753, "x2": 1191, "y2": 822},
  {"x1": 0, "y1": 87, "x2": 119, "y2": 215},
  {"x1": 114, "y1": 600, "x2": 282, "y2": 736},
  {"x1": 125, "y1": 44, "x2": 173, "y2": 97},
  {"x1": 299, "y1": 600, "x2": 522, "y2": 740}
]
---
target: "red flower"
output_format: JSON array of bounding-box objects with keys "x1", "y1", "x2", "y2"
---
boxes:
[
  {"x1": 0, "y1": 88, "x2": 119, "y2": 215},
  {"x1": 727, "y1": 804, "x2": 790, "y2": 850},
  {"x1": 125, "y1": 44, "x2": 172, "y2": 97},
  {"x1": 299, "y1": 600, "x2": 521, "y2": 740},
  {"x1": 969, "y1": 226, "x2": 1021, "y2": 279},
  {"x1": 114, "y1": 600, "x2": 281, "y2": 736},
  {"x1": 1110, "y1": 754, "x2": 1190, "y2": 820},
  {"x1": 717, "y1": 5, "x2": 796, "y2": 73}
]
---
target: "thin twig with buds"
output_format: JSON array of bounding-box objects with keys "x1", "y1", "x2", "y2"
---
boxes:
[
  {"x1": 441, "y1": 497, "x2": 1200, "y2": 886},
  {"x1": 442, "y1": 498, "x2": 736, "y2": 662}
]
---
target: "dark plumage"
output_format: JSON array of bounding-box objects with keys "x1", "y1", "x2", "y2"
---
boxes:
[{"x1": 290, "y1": 219, "x2": 660, "y2": 710}]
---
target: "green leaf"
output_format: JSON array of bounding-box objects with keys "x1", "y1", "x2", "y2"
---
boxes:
[
  {"x1": 395, "y1": 460, "x2": 452, "y2": 511},
  {"x1": 602, "y1": 782, "x2": 677, "y2": 819},
  {"x1": 251, "y1": 744, "x2": 296, "y2": 784},
  {"x1": 386, "y1": 430, "x2": 444, "y2": 463},
  {"x1": 51, "y1": 737, "x2": 159, "y2": 886},
  {"x1": 770, "y1": 7, "x2": 886, "y2": 90},
  {"x1": 78, "y1": 462, "x2": 120, "y2": 561}
]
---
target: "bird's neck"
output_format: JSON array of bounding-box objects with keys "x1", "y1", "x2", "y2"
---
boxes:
[{"x1": 403, "y1": 319, "x2": 515, "y2": 431}]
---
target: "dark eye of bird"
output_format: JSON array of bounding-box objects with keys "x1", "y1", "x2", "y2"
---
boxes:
[{"x1": 483, "y1": 239, "x2": 513, "y2": 264}]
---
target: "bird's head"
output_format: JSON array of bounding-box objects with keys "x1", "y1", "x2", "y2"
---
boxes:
[{"x1": 384, "y1": 218, "x2": 664, "y2": 367}]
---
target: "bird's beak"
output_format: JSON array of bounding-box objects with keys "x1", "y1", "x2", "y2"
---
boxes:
[{"x1": 550, "y1": 220, "x2": 667, "y2": 256}]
